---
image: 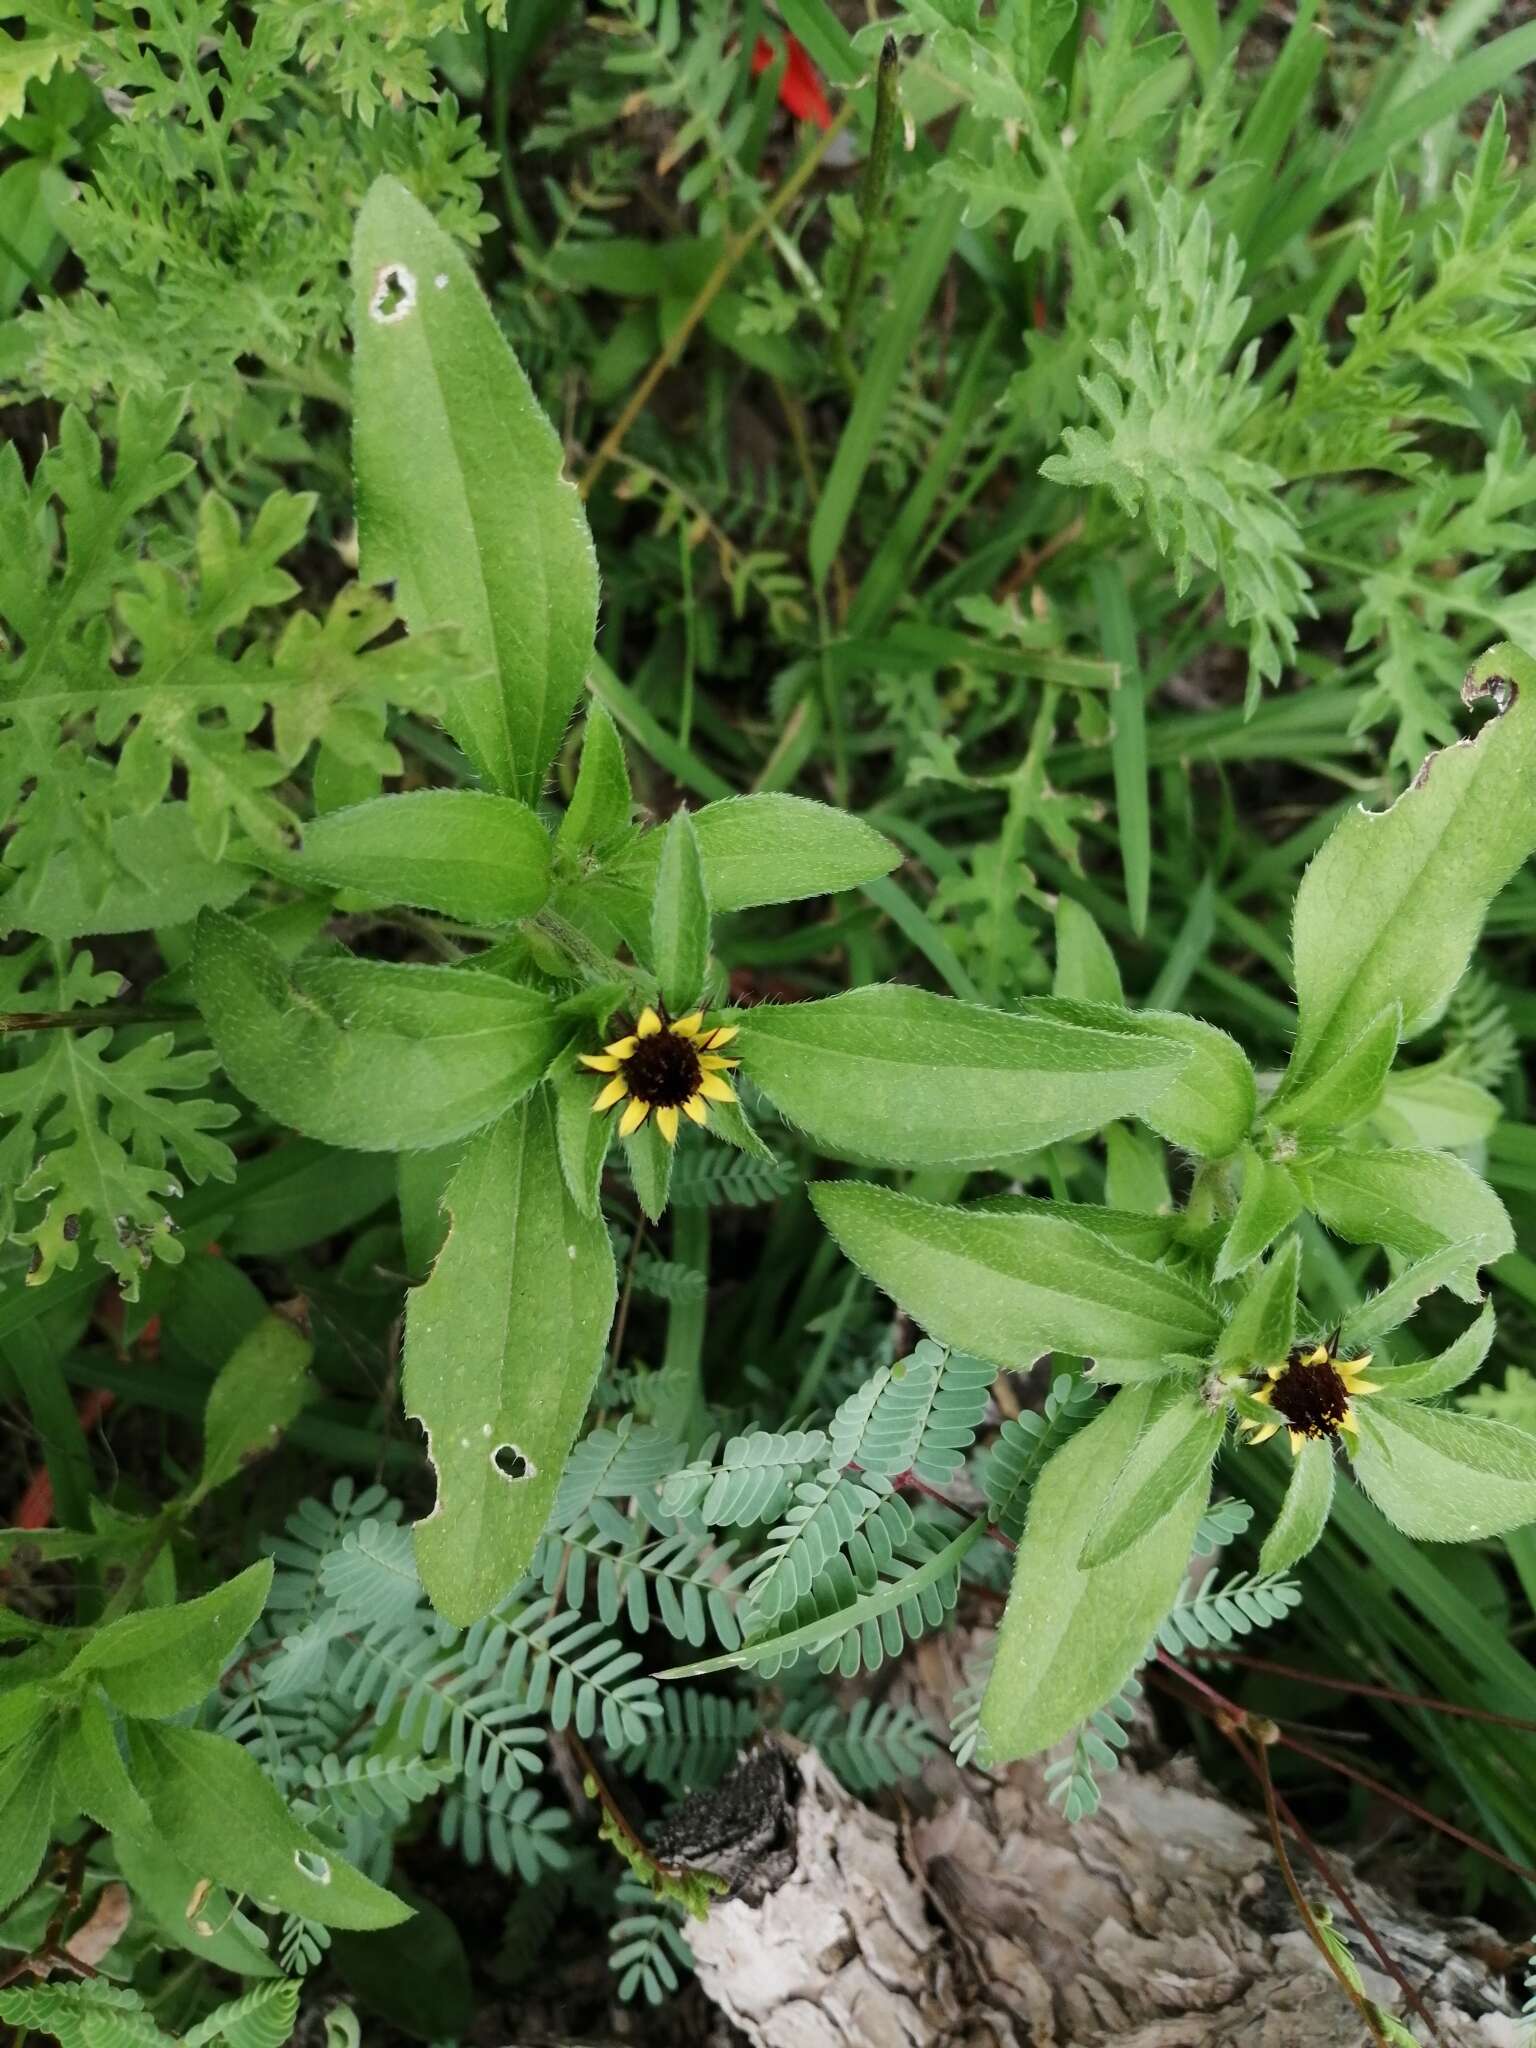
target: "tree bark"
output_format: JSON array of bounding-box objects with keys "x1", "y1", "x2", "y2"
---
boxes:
[{"x1": 686, "y1": 1738, "x2": 1522, "y2": 2048}]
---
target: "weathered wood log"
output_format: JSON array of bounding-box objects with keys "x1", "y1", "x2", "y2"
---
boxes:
[{"x1": 683, "y1": 1738, "x2": 1521, "y2": 2048}]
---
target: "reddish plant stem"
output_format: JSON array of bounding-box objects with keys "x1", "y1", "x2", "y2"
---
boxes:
[{"x1": 1194, "y1": 1649, "x2": 1536, "y2": 1734}]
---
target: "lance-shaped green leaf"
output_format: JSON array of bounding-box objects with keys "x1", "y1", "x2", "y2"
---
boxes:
[
  {"x1": 1341, "y1": 1242, "x2": 1488, "y2": 1350},
  {"x1": 352, "y1": 176, "x2": 598, "y2": 801},
  {"x1": 812, "y1": 1182, "x2": 1220, "y2": 1366},
  {"x1": 195, "y1": 1316, "x2": 312, "y2": 1502},
  {"x1": 557, "y1": 704, "x2": 633, "y2": 856},
  {"x1": 0, "y1": 1727, "x2": 56, "y2": 1915},
  {"x1": 1079, "y1": 1383, "x2": 1224, "y2": 1569},
  {"x1": 279, "y1": 791, "x2": 551, "y2": 925},
  {"x1": 1021, "y1": 997, "x2": 1255, "y2": 1160},
  {"x1": 124, "y1": 1723, "x2": 410, "y2": 1929},
  {"x1": 740, "y1": 985, "x2": 1189, "y2": 1169},
  {"x1": 63, "y1": 1561, "x2": 272, "y2": 1719},
  {"x1": 1271, "y1": 1005, "x2": 1399, "y2": 1135},
  {"x1": 1352, "y1": 1399, "x2": 1536, "y2": 1541},
  {"x1": 195, "y1": 911, "x2": 559, "y2": 1152},
  {"x1": 1289, "y1": 645, "x2": 1536, "y2": 1093},
  {"x1": 1053, "y1": 896, "x2": 1125, "y2": 1004},
  {"x1": 60, "y1": 1695, "x2": 153, "y2": 1839},
  {"x1": 1259, "y1": 1437, "x2": 1335, "y2": 1572},
  {"x1": 651, "y1": 808, "x2": 710, "y2": 1013},
  {"x1": 1298, "y1": 1146, "x2": 1513, "y2": 1301},
  {"x1": 1215, "y1": 1235, "x2": 1300, "y2": 1367},
  {"x1": 981, "y1": 1386, "x2": 1209, "y2": 1762},
  {"x1": 603, "y1": 793, "x2": 899, "y2": 911},
  {"x1": 969, "y1": 1192, "x2": 1179, "y2": 1260},
  {"x1": 1368, "y1": 1301, "x2": 1495, "y2": 1402},
  {"x1": 405, "y1": 1093, "x2": 616, "y2": 1626},
  {"x1": 1214, "y1": 1147, "x2": 1303, "y2": 1281}
]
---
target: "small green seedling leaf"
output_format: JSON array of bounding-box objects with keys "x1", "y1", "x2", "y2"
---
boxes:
[
  {"x1": 1215, "y1": 1233, "x2": 1301, "y2": 1368},
  {"x1": 196, "y1": 1314, "x2": 313, "y2": 1500},
  {"x1": 281, "y1": 791, "x2": 551, "y2": 924},
  {"x1": 1368, "y1": 1301, "x2": 1495, "y2": 1402},
  {"x1": 1053, "y1": 896, "x2": 1125, "y2": 1004},
  {"x1": 1259, "y1": 1436, "x2": 1335, "y2": 1572},
  {"x1": 558, "y1": 704, "x2": 633, "y2": 856},
  {"x1": 1214, "y1": 1148, "x2": 1303, "y2": 1281},
  {"x1": 604, "y1": 792, "x2": 899, "y2": 911},
  {"x1": 64, "y1": 1560, "x2": 272, "y2": 1719},
  {"x1": 1272, "y1": 1005, "x2": 1400, "y2": 1135},
  {"x1": 651, "y1": 808, "x2": 710, "y2": 1014},
  {"x1": 1341, "y1": 1241, "x2": 1489, "y2": 1349}
]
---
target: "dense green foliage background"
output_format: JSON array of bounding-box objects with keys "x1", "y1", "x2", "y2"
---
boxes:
[{"x1": 8, "y1": 2, "x2": 1536, "y2": 2041}]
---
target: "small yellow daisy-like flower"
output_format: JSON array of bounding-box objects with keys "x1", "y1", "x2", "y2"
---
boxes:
[
  {"x1": 579, "y1": 1005, "x2": 740, "y2": 1146},
  {"x1": 1239, "y1": 1337, "x2": 1382, "y2": 1457}
]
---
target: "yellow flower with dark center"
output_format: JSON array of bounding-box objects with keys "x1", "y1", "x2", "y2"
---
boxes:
[
  {"x1": 1239, "y1": 1337, "x2": 1382, "y2": 1457},
  {"x1": 580, "y1": 1006, "x2": 740, "y2": 1145}
]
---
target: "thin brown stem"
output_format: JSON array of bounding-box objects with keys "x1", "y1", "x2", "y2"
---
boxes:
[
  {"x1": 1195, "y1": 1650, "x2": 1536, "y2": 1734},
  {"x1": 1245, "y1": 1735, "x2": 1395, "y2": 2048},
  {"x1": 580, "y1": 105, "x2": 855, "y2": 499},
  {"x1": 1278, "y1": 1729, "x2": 1536, "y2": 1884}
]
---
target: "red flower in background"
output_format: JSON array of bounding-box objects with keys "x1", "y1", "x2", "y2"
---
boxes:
[{"x1": 752, "y1": 31, "x2": 832, "y2": 130}]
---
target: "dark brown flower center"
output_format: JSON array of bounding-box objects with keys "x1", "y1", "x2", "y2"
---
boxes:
[
  {"x1": 623, "y1": 1028, "x2": 703, "y2": 1109},
  {"x1": 1268, "y1": 1356, "x2": 1350, "y2": 1439}
]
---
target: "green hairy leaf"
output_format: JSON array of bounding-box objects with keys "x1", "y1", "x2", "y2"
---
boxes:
[
  {"x1": 405, "y1": 1095, "x2": 616, "y2": 1625},
  {"x1": 1288, "y1": 647, "x2": 1536, "y2": 1091},
  {"x1": 281, "y1": 790, "x2": 552, "y2": 924},
  {"x1": 124, "y1": 1722, "x2": 410, "y2": 1929},
  {"x1": 352, "y1": 176, "x2": 598, "y2": 803},
  {"x1": 63, "y1": 1560, "x2": 272, "y2": 1718},
  {"x1": 813, "y1": 1182, "x2": 1220, "y2": 1366},
  {"x1": 651, "y1": 808, "x2": 711, "y2": 1012},
  {"x1": 741, "y1": 984, "x2": 1191, "y2": 1168},
  {"x1": 194, "y1": 912, "x2": 560, "y2": 1151},
  {"x1": 1352, "y1": 1399, "x2": 1536, "y2": 1541},
  {"x1": 603, "y1": 793, "x2": 900, "y2": 911},
  {"x1": 981, "y1": 1387, "x2": 1209, "y2": 1762}
]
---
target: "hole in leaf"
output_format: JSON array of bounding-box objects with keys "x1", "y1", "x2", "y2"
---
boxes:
[
  {"x1": 369, "y1": 263, "x2": 417, "y2": 324},
  {"x1": 493, "y1": 1442, "x2": 535, "y2": 1482},
  {"x1": 293, "y1": 1849, "x2": 331, "y2": 1885}
]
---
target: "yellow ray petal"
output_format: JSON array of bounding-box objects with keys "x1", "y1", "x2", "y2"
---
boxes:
[
  {"x1": 702, "y1": 1025, "x2": 739, "y2": 1049},
  {"x1": 637, "y1": 1007, "x2": 662, "y2": 1037},
  {"x1": 1338, "y1": 1409, "x2": 1358, "y2": 1435},
  {"x1": 1264, "y1": 1365, "x2": 1284, "y2": 1382},
  {"x1": 1289, "y1": 1431, "x2": 1304, "y2": 1457},
  {"x1": 593, "y1": 1077, "x2": 628, "y2": 1112},
  {"x1": 656, "y1": 1105, "x2": 680, "y2": 1144},
  {"x1": 618, "y1": 1097, "x2": 650, "y2": 1136},
  {"x1": 1251, "y1": 1385, "x2": 1274, "y2": 1406},
  {"x1": 697, "y1": 1073, "x2": 737, "y2": 1104},
  {"x1": 580, "y1": 1053, "x2": 621, "y2": 1072},
  {"x1": 1346, "y1": 1379, "x2": 1383, "y2": 1395},
  {"x1": 682, "y1": 1094, "x2": 709, "y2": 1126},
  {"x1": 604, "y1": 1035, "x2": 638, "y2": 1058},
  {"x1": 1246, "y1": 1422, "x2": 1281, "y2": 1446},
  {"x1": 1298, "y1": 1344, "x2": 1330, "y2": 1366},
  {"x1": 697, "y1": 1054, "x2": 739, "y2": 1073},
  {"x1": 671, "y1": 1013, "x2": 704, "y2": 1038}
]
